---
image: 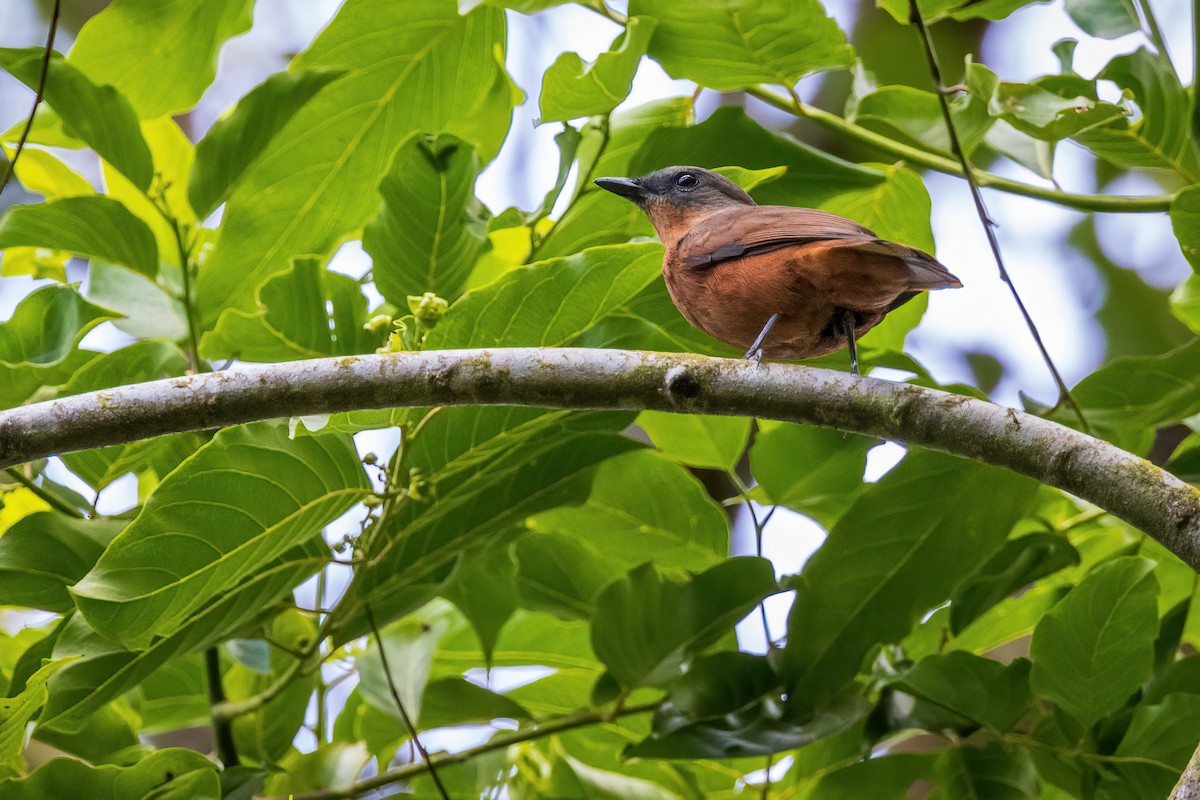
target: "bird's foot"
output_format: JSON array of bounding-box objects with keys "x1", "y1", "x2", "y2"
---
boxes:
[{"x1": 743, "y1": 346, "x2": 764, "y2": 363}]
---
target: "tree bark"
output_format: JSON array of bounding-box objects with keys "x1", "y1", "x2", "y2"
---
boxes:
[{"x1": 1, "y1": 348, "x2": 1197, "y2": 569}]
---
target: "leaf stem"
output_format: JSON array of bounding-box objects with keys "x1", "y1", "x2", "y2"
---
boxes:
[
  {"x1": 744, "y1": 86, "x2": 1175, "y2": 214},
  {"x1": 272, "y1": 699, "x2": 663, "y2": 800},
  {"x1": 204, "y1": 646, "x2": 240, "y2": 767},
  {"x1": 1132, "y1": 0, "x2": 1175, "y2": 73},
  {"x1": 0, "y1": 0, "x2": 59, "y2": 197},
  {"x1": 4, "y1": 466, "x2": 84, "y2": 518},
  {"x1": 906, "y1": 1, "x2": 1089, "y2": 433},
  {"x1": 168, "y1": 218, "x2": 204, "y2": 374},
  {"x1": 364, "y1": 603, "x2": 450, "y2": 800}
]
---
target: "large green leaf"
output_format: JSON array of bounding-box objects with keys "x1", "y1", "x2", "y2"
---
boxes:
[
  {"x1": 0, "y1": 49, "x2": 153, "y2": 190},
  {"x1": 363, "y1": 133, "x2": 489, "y2": 306},
  {"x1": 852, "y1": 86, "x2": 992, "y2": 157},
  {"x1": 750, "y1": 422, "x2": 877, "y2": 528},
  {"x1": 68, "y1": 0, "x2": 253, "y2": 119},
  {"x1": 591, "y1": 558, "x2": 779, "y2": 688},
  {"x1": 1074, "y1": 49, "x2": 1199, "y2": 179},
  {"x1": 0, "y1": 197, "x2": 158, "y2": 277},
  {"x1": 627, "y1": 652, "x2": 866, "y2": 759},
  {"x1": 1063, "y1": 0, "x2": 1140, "y2": 37},
  {"x1": 1029, "y1": 556, "x2": 1159, "y2": 727},
  {"x1": 781, "y1": 451, "x2": 1037, "y2": 708},
  {"x1": 0, "y1": 661, "x2": 67, "y2": 779},
  {"x1": 42, "y1": 538, "x2": 328, "y2": 730},
  {"x1": 0, "y1": 513, "x2": 123, "y2": 613},
  {"x1": 202, "y1": 256, "x2": 377, "y2": 362},
  {"x1": 357, "y1": 614, "x2": 448, "y2": 730},
  {"x1": 637, "y1": 412, "x2": 751, "y2": 472},
  {"x1": 1106, "y1": 693, "x2": 1200, "y2": 799},
  {"x1": 193, "y1": 0, "x2": 515, "y2": 323},
  {"x1": 189, "y1": 68, "x2": 346, "y2": 219},
  {"x1": 227, "y1": 611, "x2": 318, "y2": 763},
  {"x1": 71, "y1": 422, "x2": 368, "y2": 649},
  {"x1": 0, "y1": 284, "x2": 112, "y2": 409},
  {"x1": 58, "y1": 342, "x2": 200, "y2": 490},
  {"x1": 539, "y1": 16, "x2": 656, "y2": 122},
  {"x1": 630, "y1": 0, "x2": 854, "y2": 90},
  {"x1": 932, "y1": 744, "x2": 1037, "y2": 800},
  {"x1": 897, "y1": 652, "x2": 1032, "y2": 732},
  {"x1": 1052, "y1": 338, "x2": 1200, "y2": 453},
  {"x1": 528, "y1": 448, "x2": 729, "y2": 576},
  {"x1": 0, "y1": 748, "x2": 219, "y2": 799}
]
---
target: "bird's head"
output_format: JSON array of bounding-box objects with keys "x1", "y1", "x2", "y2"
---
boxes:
[{"x1": 594, "y1": 166, "x2": 756, "y2": 239}]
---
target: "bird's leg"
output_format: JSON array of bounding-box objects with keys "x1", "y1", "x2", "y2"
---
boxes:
[
  {"x1": 743, "y1": 313, "x2": 780, "y2": 363},
  {"x1": 835, "y1": 307, "x2": 859, "y2": 376}
]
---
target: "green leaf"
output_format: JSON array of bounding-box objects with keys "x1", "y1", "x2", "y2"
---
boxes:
[
  {"x1": 781, "y1": 451, "x2": 1037, "y2": 707},
  {"x1": 630, "y1": 0, "x2": 854, "y2": 90},
  {"x1": 592, "y1": 558, "x2": 779, "y2": 688},
  {"x1": 0, "y1": 49, "x2": 153, "y2": 190},
  {"x1": 1052, "y1": 338, "x2": 1200, "y2": 453},
  {"x1": 42, "y1": 537, "x2": 327, "y2": 730},
  {"x1": 528, "y1": 448, "x2": 729, "y2": 575},
  {"x1": 419, "y1": 677, "x2": 531, "y2": 730},
  {"x1": 201, "y1": 256, "x2": 377, "y2": 362},
  {"x1": 358, "y1": 613, "x2": 447, "y2": 731},
  {"x1": 0, "y1": 661, "x2": 68, "y2": 779},
  {"x1": 58, "y1": 341, "x2": 199, "y2": 491},
  {"x1": 189, "y1": 68, "x2": 346, "y2": 219},
  {"x1": 750, "y1": 422, "x2": 877, "y2": 528},
  {"x1": 949, "y1": 532, "x2": 1080, "y2": 634},
  {"x1": 993, "y1": 81, "x2": 1126, "y2": 142},
  {"x1": 808, "y1": 754, "x2": 936, "y2": 799},
  {"x1": 852, "y1": 86, "x2": 992, "y2": 157},
  {"x1": 627, "y1": 652, "x2": 866, "y2": 759},
  {"x1": 194, "y1": 1, "x2": 515, "y2": 324},
  {"x1": 228, "y1": 611, "x2": 318, "y2": 763},
  {"x1": 932, "y1": 743, "x2": 1037, "y2": 800},
  {"x1": 262, "y1": 743, "x2": 370, "y2": 797},
  {"x1": 68, "y1": 0, "x2": 253, "y2": 119},
  {"x1": 515, "y1": 532, "x2": 617, "y2": 620},
  {"x1": 1030, "y1": 556, "x2": 1159, "y2": 727},
  {"x1": 31, "y1": 700, "x2": 138, "y2": 765},
  {"x1": 949, "y1": 584, "x2": 1071, "y2": 655},
  {"x1": 70, "y1": 422, "x2": 368, "y2": 649},
  {"x1": 443, "y1": 539, "x2": 519, "y2": 665},
  {"x1": 539, "y1": 16, "x2": 656, "y2": 122},
  {"x1": 1170, "y1": 185, "x2": 1200, "y2": 275},
  {"x1": 1107, "y1": 693, "x2": 1200, "y2": 799},
  {"x1": 0, "y1": 513, "x2": 123, "y2": 613},
  {"x1": 363, "y1": 133, "x2": 489, "y2": 306},
  {"x1": 898, "y1": 653, "x2": 1032, "y2": 732},
  {"x1": 85, "y1": 260, "x2": 188, "y2": 341},
  {"x1": 0, "y1": 748, "x2": 219, "y2": 799},
  {"x1": 637, "y1": 412, "x2": 750, "y2": 472},
  {"x1": 1063, "y1": 0, "x2": 1140, "y2": 37},
  {"x1": 1074, "y1": 49, "x2": 1199, "y2": 178},
  {"x1": 0, "y1": 197, "x2": 158, "y2": 278},
  {"x1": 427, "y1": 240, "x2": 662, "y2": 348},
  {"x1": 129, "y1": 655, "x2": 208, "y2": 734},
  {"x1": 0, "y1": 284, "x2": 112, "y2": 410}
]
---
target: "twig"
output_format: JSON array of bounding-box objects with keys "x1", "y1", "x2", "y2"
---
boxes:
[
  {"x1": 906, "y1": 1, "x2": 1089, "y2": 432},
  {"x1": 0, "y1": 349, "x2": 1197, "y2": 570},
  {"x1": 729, "y1": 469, "x2": 776, "y2": 645},
  {"x1": 204, "y1": 647, "x2": 240, "y2": 767},
  {"x1": 364, "y1": 604, "x2": 450, "y2": 800},
  {"x1": 0, "y1": 0, "x2": 59, "y2": 197},
  {"x1": 268, "y1": 699, "x2": 663, "y2": 800},
  {"x1": 744, "y1": 87, "x2": 1174, "y2": 214},
  {"x1": 4, "y1": 466, "x2": 84, "y2": 518},
  {"x1": 1170, "y1": 739, "x2": 1200, "y2": 799}
]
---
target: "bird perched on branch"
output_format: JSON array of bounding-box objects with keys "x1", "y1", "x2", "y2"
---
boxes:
[{"x1": 595, "y1": 166, "x2": 962, "y2": 374}]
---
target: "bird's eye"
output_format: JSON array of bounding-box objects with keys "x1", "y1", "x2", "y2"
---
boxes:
[{"x1": 676, "y1": 173, "x2": 698, "y2": 188}]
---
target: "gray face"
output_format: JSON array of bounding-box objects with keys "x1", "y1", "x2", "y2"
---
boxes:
[{"x1": 594, "y1": 166, "x2": 756, "y2": 209}]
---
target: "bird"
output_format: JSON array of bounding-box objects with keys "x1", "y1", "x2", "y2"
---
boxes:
[{"x1": 594, "y1": 166, "x2": 962, "y2": 374}]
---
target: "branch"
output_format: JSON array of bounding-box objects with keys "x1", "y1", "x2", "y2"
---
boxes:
[
  {"x1": 906, "y1": 0, "x2": 1087, "y2": 430},
  {"x1": 0, "y1": 0, "x2": 60, "y2": 197},
  {"x1": 1171, "y1": 739, "x2": 1200, "y2": 800},
  {"x1": 1, "y1": 348, "x2": 1197, "y2": 568},
  {"x1": 745, "y1": 87, "x2": 1175, "y2": 214},
  {"x1": 267, "y1": 699, "x2": 663, "y2": 800}
]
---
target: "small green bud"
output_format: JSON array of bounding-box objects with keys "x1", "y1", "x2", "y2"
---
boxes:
[
  {"x1": 407, "y1": 292, "x2": 449, "y2": 328},
  {"x1": 363, "y1": 314, "x2": 392, "y2": 334}
]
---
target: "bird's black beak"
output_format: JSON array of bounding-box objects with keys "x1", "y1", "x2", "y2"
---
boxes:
[{"x1": 594, "y1": 176, "x2": 645, "y2": 200}]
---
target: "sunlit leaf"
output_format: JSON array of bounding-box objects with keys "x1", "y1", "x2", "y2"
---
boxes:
[
  {"x1": 0, "y1": 49, "x2": 153, "y2": 190},
  {"x1": 0, "y1": 661, "x2": 68, "y2": 779},
  {"x1": 69, "y1": 0, "x2": 254, "y2": 119},
  {"x1": 0, "y1": 197, "x2": 158, "y2": 277},
  {"x1": 0, "y1": 747, "x2": 219, "y2": 799},
  {"x1": 539, "y1": 16, "x2": 656, "y2": 122},
  {"x1": 637, "y1": 411, "x2": 752, "y2": 472},
  {"x1": 71, "y1": 422, "x2": 368, "y2": 648}
]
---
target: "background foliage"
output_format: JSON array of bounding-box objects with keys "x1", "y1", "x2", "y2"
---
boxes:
[{"x1": 0, "y1": 0, "x2": 1197, "y2": 797}]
